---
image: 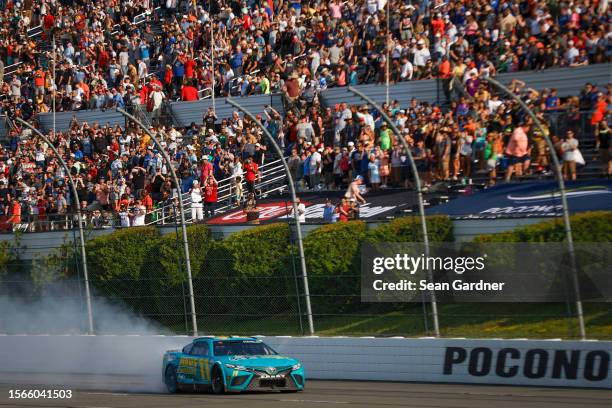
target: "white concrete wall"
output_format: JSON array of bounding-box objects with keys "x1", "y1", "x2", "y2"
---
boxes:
[{"x1": 0, "y1": 335, "x2": 610, "y2": 389}]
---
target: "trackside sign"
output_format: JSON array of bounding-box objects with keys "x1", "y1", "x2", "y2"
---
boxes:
[
  {"x1": 444, "y1": 347, "x2": 610, "y2": 382},
  {"x1": 1, "y1": 336, "x2": 611, "y2": 389}
]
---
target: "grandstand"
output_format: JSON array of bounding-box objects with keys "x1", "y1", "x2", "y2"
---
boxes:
[{"x1": 0, "y1": 0, "x2": 608, "y2": 231}]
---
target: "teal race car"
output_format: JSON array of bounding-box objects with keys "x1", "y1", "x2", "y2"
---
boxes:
[{"x1": 162, "y1": 336, "x2": 305, "y2": 393}]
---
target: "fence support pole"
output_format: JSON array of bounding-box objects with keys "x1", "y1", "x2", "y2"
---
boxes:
[
  {"x1": 117, "y1": 108, "x2": 199, "y2": 336},
  {"x1": 346, "y1": 87, "x2": 440, "y2": 337},
  {"x1": 226, "y1": 97, "x2": 315, "y2": 335},
  {"x1": 15, "y1": 117, "x2": 94, "y2": 334},
  {"x1": 482, "y1": 77, "x2": 585, "y2": 340}
]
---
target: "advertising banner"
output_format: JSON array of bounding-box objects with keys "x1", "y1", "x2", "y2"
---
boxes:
[{"x1": 427, "y1": 180, "x2": 612, "y2": 219}]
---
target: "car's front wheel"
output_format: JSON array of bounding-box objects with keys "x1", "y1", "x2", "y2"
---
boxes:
[
  {"x1": 211, "y1": 366, "x2": 225, "y2": 394},
  {"x1": 165, "y1": 366, "x2": 179, "y2": 394}
]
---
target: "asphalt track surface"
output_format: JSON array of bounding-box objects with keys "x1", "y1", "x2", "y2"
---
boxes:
[{"x1": 0, "y1": 373, "x2": 611, "y2": 408}]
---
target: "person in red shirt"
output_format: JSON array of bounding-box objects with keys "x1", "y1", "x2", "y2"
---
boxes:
[
  {"x1": 98, "y1": 47, "x2": 110, "y2": 70},
  {"x1": 139, "y1": 84, "x2": 149, "y2": 105},
  {"x1": 184, "y1": 57, "x2": 196, "y2": 79},
  {"x1": 591, "y1": 93, "x2": 607, "y2": 126},
  {"x1": 199, "y1": 156, "x2": 214, "y2": 184},
  {"x1": 336, "y1": 198, "x2": 350, "y2": 222},
  {"x1": 204, "y1": 176, "x2": 218, "y2": 217},
  {"x1": 181, "y1": 82, "x2": 198, "y2": 101},
  {"x1": 42, "y1": 13, "x2": 55, "y2": 39},
  {"x1": 243, "y1": 156, "x2": 260, "y2": 194},
  {"x1": 141, "y1": 190, "x2": 153, "y2": 212},
  {"x1": 7, "y1": 199, "x2": 22, "y2": 229},
  {"x1": 37, "y1": 197, "x2": 48, "y2": 231},
  {"x1": 431, "y1": 13, "x2": 446, "y2": 36}
]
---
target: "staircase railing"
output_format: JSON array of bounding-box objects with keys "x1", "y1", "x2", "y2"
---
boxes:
[{"x1": 146, "y1": 156, "x2": 289, "y2": 225}]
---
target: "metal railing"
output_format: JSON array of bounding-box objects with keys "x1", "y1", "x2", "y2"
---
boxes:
[
  {"x1": 131, "y1": 103, "x2": 153, "y2": 129},
  {"x1": 2, "y1": 8, "x2": 160, "y2": 79},
  {"x1": 110, "y1": 7, "x2": 161, "y2": 36},
  {"x1": 542, "y1": 110, "x2": 596, "y2": 139},
  {"x1": 145, "y1": 156, "x2": 288, "y2": 225}
]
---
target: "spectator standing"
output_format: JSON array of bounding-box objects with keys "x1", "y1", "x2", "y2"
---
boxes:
[
  {"x1": 322, "y1": 198, "x2": 335, "y2": 223},
  {"x1": 291, "y1": 197, "x2": 306, "y2": 223},
  {"x1": 190, "y1": 180, "x2": 204, "y2": 221},
  {"x1": 336, "y1": 197, "x2": 350, "y2": 222},
  {"x1": 562, "y1": 130, "x2": 583, "y2": 181},
  {"x1": 596, "y1": 121, "x2": 611, "y2": 177},
  {"x1": 243, "y1": 155, "x2": 260, "y2": 194},
  {"x1": 131, "y1": 200, "x2": 146, "y2": 226},
  {"x1": 204, "y1": 176, "x2": 218, "y2": 218},
  {"x1": 504, "y1": 123, "x2": 531, "y2": 182}
]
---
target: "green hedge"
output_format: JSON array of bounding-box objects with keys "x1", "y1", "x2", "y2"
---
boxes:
[
  {"x1": 474, "y1": 212, "x2": 612, "y2": 242},
  {"x1": 201, "y1": 224, "x2": 297, "y2": 319},
  {"x1": 86, "y1": 226, "x2": 160, "y2": 313},
  {"x1": 303, "y1": 216, "x2": 454, "y2": 315},
  {"x1": 366, "y1": 215, "x2": 454, "y2": 243},
  {"x1": 141, "y1": 224, "x2": 213, "y2": 325},
  {"x1": 303, "y1": 221, "x2": 367, "y2": 314}
]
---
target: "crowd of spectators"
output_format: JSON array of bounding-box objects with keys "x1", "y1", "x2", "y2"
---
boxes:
[
  {"x1": 0, "y1": 104, "x2": 280, "y2": 230},
  {"x1": 0, "y1": 0, "x2": 610, "y2": 231},
  {"x1": 284, "y1": 80, "x2": 611, "y2": 196},
  {"x1": 0, "y1": 0, "x2": 610, "y2": 120},
  {"x1": 0, "y1": 76, "x2": 609, "y2": 231}
]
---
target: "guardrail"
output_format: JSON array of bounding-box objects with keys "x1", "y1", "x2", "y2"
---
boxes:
[{"x1": 0, "y1": 336, "x2": 609, "y2": 389}]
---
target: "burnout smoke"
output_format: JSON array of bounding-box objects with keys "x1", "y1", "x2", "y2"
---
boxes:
[
  {"x1": 0, "y1": 287, "x2": 182, "y2": 393},
  {"x1": 0, "y1": 293, "x2": 166, "y2": 335}
]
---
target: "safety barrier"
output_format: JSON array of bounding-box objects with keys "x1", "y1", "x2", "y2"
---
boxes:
[{"x1": 0, "y1": 336, "x2": 609, "y2": 389}]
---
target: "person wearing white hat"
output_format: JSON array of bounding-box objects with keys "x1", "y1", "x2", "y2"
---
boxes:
[
  {"x1": 413, "y1": 38, "x2": 431, "y2": 69},
  {"x1": 189, "y1": 180, "x2": 204, "y2": 221}
]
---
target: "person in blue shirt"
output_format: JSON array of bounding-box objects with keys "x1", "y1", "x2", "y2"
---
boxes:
[
  {"x1": 348, "y1": 66, "x2": 358, "y2": 86},
  {"x1": 173, "y1": 57, "x2": 185, "y2": 94},
  {"x1": 322, "y1": 198, "x2": 334, "y2": 223},
  {"x1": 111, "y1": 89, "x2": 125, "y2": 107},
  {"x1": 302, "y1": 151, "x2": 312, "y2": 188},
  {"x1": 231, "y1": 46, "x2": 244, "y2": 75},
  {"x1": 73, "y1": 148, "x2": 84, "y2": 161},
  {"x1": 545, "y1": 89, "x2": 560, "y2": 110},
  {"x1": 140, "y1": 40, "x2": 150, "y2": 67}
]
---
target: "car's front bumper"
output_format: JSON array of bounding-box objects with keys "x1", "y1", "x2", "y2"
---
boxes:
[{"x1": 225, "y1": 368, "x2": 305, "y2": 392}]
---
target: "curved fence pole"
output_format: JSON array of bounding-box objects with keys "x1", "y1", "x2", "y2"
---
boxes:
[
  {"x1": 346, "y1": 86, "x2": 440, "y2": 337},
  {"x1": 226, "y1": 97, "x2": 315, "y2": 335},
  {"x1": 482, "y1": 77, "x2": 585, "y2": 340},
  {"x1": 15, "y1": 117, "x2": 94, "y2": 334},
  {"x1": 116, "y1": 108, "x2": 199, "y2": 336}
]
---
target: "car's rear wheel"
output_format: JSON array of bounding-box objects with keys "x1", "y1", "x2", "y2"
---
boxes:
[
  {"x1": 211, "y1": 366, "x2": 225, "y2": 394},
  {"x1": 165, "y1": 366, "x2": 179, "y2": 394}
]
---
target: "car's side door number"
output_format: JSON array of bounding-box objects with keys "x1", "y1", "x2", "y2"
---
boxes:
[{"x1": 198, "y1": 358, "x2": 210, "y2": 382}]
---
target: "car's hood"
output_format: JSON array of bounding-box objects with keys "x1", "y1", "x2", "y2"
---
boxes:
[{"x1": 217, "y1": 355, "x2": 299, "y2": 368}]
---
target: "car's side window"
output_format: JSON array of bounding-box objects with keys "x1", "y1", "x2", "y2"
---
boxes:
[
  {"x1": 191, "y1": 343, "x2": 210, "y2": 356},
  {"x1": 182, "y1": 343, "x2": 194, "y2": 354}
]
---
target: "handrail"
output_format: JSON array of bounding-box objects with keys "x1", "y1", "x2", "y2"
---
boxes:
[
  {"x1": 198, "y1": 87, "x2": 213, "y2": 100},
  {"x1": 149, "y1": 155, "x2": 289, "y2": 224}
]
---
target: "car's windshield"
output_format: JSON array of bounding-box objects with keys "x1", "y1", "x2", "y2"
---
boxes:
[{"x1": 213, "y1": 340, "x2": 277, "y2": 356}]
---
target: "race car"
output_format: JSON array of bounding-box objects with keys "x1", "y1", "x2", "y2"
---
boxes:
[{"x1": 162, "y1": 336, "x2": 305, "y2": 394}]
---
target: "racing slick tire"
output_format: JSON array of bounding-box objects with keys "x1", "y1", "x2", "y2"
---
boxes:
[
  {"x1": 211, "y1": 366, "x2": 225, "y2": 395},
  {"x1": 165, "y1": 366, "x2": 179, "y2": 394}
]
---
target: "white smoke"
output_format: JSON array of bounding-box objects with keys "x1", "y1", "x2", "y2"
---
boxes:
[
  {"x1": 0, "y1": 294, "x2": 167, "y2": 335},
  {"x1": 0, "y1": 290, "x2": 187, "y2": 392}
]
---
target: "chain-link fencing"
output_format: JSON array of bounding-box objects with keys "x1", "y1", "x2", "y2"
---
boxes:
[{"x1": 0, "y1": 215, "x2": 610, "y2": 339}]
